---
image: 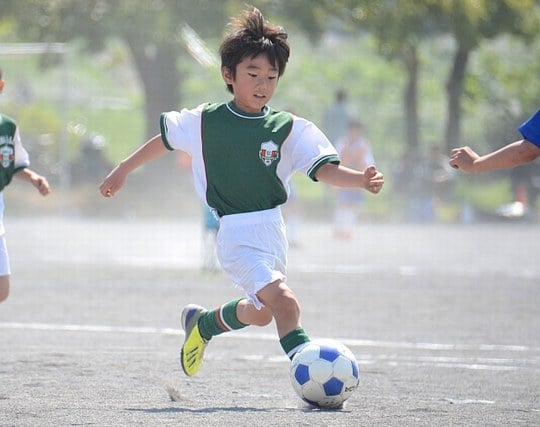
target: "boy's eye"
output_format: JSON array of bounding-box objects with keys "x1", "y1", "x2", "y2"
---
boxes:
[
  {"x1": 248, "y1": 73, "x2": 257, "y2": 78},
  {"x1": 268, "y1": 76, "x2": 277, "y2": 80}
]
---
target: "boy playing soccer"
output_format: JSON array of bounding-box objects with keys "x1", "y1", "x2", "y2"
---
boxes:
[
  {"x1": 100, "y1": 7, "x2": 384, "y2": 376},
  {"x1": 0, "y1": 67, "x2": 51, "y2": 302}
]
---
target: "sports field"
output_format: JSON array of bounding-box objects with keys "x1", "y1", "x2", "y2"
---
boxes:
[{"x1": 1, "y1": 217, "x2": 538, "y2": 426}]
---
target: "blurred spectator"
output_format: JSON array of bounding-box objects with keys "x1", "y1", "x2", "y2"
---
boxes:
[
  {"x1": 177, "y1": 150, "x2": 221, "y2": 270},
  {"x1": 15, "y1": 78, "x2": 34, "y2": 104},
  {"x1": 505, "y1": 158, "x2": 540, "y2": 220},
  {"x1": 394, "y1": 145, "x2": 454, "y2": 222},
  {"x1": 322, "y1": 89, "x2": 352, "y2": 145},
  {"x1": 428, "y1": 144, "x2": 457, "y2": 210},
  {"x1": 202, "y1": 205, "x2": 220, "y2": 271},
  {"x1": 333, "y1": 119, "x2": 374, "y2": 238},
  {"x1": 71, "y1": 133, "x2": 112, "y2": 185}
]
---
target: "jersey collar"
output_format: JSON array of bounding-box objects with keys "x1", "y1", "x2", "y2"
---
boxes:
[{"x1": 226, "y1": 101, "x2": 270, "y2": 119}]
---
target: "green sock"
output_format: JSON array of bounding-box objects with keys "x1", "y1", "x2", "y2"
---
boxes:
[
  {"x1": 280, "y1": 327, "x2": 310, "y2": 360},
  {"x1": 198, "y1": 298, "x2": 248, "y2": 341}
]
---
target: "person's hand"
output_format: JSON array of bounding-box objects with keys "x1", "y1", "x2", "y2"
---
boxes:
[
  {"x1": 99, "y1": 165, "x2": 127, "y2": 197},
  {"x1": 449, "y1": 146, "x2": 479, "y2": 173},
  {"x1": 363, "y1": 165, "x2": 384, "y2": 194},
  {"x1": 33, "y1": 175, "x2": 50, "y2": 196}
]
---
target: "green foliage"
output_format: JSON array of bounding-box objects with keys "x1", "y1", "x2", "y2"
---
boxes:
[
  {"x1": 1, "y1": 1, "x2": 538, "y2": 218},
  {"x1": 16, "y1": 103, "x2": 62, "y2": 137},
  {"x1": 453, "y1": 174, "x2": 511, "y2": 209}
]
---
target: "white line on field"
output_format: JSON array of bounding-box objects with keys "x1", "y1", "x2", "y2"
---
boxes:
[
  {"x1": 0, "y1": 321, "x2": 535, "y2": 353},
  {"x1": 3, "y1": 322, "x2": 538, "y2": 372}
]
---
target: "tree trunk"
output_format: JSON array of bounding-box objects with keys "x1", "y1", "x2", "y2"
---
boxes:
[
  {"x1": 125, "y1": 39, "x2": 184, "y2": 183},
  {"x1": 126, "y1": 40, "x2": 181, "y2": 140},
  {"x1": 403, "y1": 45, "x2": 419, "y2": 152},
  {"x1": 445, "y1": 46, "x2": 470, "y2": 152}
]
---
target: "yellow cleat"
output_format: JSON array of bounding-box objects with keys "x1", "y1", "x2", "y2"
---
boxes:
[{"x1": 180, "y1": 304, "x2": 208, "y2": 376}]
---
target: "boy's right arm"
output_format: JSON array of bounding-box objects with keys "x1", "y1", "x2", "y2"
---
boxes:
[
  {"x1": 449, "y1": 139, "x2": 540, "y2": 173},
  {"x1": 100, "y1": 134, "x2": 168, "y2": 197}
]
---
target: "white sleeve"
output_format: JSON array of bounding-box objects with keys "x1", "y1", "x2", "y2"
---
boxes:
[
  {"x1": 159, "y1": 104, "x2": 204, "y2": 155},
  {"x1": 13, "y1": 128, "x2": 30, "y2": 169},
  {"x1": 283, "y1": 117, "x2": 340, "y2": 181}
]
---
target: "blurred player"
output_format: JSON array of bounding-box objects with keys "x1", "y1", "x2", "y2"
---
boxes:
[
  {"x1": 449, "y1": 109, "x2": 540, "y2": 173},
  {"x1": 100, "y1": 7, "x2": 383, "y2": 377},
  {"x1": 0, "y1": 67, "x2": 50, "y2": 303},
  {"x1": 333, "y1": 119, "x2": 375, "y2": 238}
]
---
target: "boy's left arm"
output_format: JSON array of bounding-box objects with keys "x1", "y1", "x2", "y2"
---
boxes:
[
  {"x1": 14, "y1": 168, "x2": 50, "y2": 196},
  {"x1": 315, "y1": 163, "x2": 384, "y2": 194}
]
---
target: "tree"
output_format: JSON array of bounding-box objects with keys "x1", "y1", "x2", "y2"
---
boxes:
[
  {"x1": 315, "y1": 0, "x2": 540, "y2": 153},
  {"x1": 1, "y1": 0, "x2": 228, "y2": 139},
  {"x1": 315, "y1": 0, "x2": 434, "y2": 151},
  {"x1": 426, "y1": 0, "x2": 539, "y2": 151}
]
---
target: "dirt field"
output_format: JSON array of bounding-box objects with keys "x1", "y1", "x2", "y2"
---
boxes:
[{"x1": 1, "y1": 217, "x2": 539, "y2": 426}]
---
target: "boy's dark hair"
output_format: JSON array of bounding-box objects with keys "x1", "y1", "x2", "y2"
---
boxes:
[{"x1": 219, "y1": 7, "x2": 289, "y2": 94}]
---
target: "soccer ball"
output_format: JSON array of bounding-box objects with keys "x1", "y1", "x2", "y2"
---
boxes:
[{"x1": 290, "y1": 339, "x2": 359, "y2": 409}]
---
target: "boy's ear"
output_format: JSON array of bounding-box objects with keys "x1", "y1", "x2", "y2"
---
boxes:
[
  {"x1": 221, "y1": 66, "x2": 233, "y2": 84},
  {"x1": 0, "y1": 80, "x2": 4, "y2": 92}
]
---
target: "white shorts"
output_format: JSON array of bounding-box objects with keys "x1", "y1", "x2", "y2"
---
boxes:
[
  {"x1": 216, "y1": 207, "x2": 287, "y2": 309},
  {"x1": 0, "y1": 235, "x2": 10, "y2": 276}
]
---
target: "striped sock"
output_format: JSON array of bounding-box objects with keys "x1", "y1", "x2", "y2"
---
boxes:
[
  {"x1": 198, "y1": 298, "x2": 248, "y2": 341},
  {"x1": 280, "y1": 327, "x2": 311, "y2": 360}
]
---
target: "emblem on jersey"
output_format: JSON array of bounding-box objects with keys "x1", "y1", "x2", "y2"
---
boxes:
[
  {"x1": 0, "y1": 144, "x2": 14, "y2": 168},
  {"x1": 259, "y1": 140, "x2": 279, "y2": 166}
]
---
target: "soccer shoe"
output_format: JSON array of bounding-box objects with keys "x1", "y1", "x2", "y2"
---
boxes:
[{"x1": 180, "y1": 304, "x2": 208, "y2": 376}]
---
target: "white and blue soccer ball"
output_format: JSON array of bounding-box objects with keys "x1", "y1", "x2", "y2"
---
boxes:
[{"x1": 290, "y1": 339, "x2": 360, "y2": 409}]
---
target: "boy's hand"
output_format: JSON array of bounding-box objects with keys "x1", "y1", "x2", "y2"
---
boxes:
[
  {"x1": 363, "y1": 165, "x2": 384, "y2": 194},
  {"x1": 99, "y1": 165, "x2": 127, "y2": 198},
  {"x1": 33, "y1": 175, "x2": 50, "y2": 196},
  {"x1": 449, "y1": 146, "x2": 478, "y2": 173}
]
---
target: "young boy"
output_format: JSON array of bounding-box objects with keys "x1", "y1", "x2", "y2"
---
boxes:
[
  {"x1": 100, "y1": 7, "x2": 384, "y2": 377},
  {"x1": 0, "y1": 67, "x2": 51, "y2": 303},
  {"x1": 449, "y1": 109, "x2": 540, "y2": 173}
]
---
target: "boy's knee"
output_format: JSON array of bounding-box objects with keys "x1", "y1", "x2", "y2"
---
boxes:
[
  {"x1": 253, "y1": 307, "x2": 273, "y2": 326},
  {"x1": 258, "y1": 281, "x2": 301, "y2": 319},
  {"x1": 0, "y1": 288, "x2": 9, "y2": 303},
  {"x1": 0, "y1": 278, "x2": 10, "y2": 303},
  {"x1": 273, "y1": 289, "x2": 300, "y2": 319}
]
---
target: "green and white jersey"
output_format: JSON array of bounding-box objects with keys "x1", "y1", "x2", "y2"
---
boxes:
[
  {"x1": 160, "y1": 102, "x2": 339, "y2": 217},
  {"x1": 0, "y1": 113, "x2": 30, "y2": 235},
  {"x1": 0, "y1": 114, "x2": 30, "y2": 193}
]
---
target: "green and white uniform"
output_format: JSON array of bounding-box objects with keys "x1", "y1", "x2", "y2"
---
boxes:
[
  {"x1": 0, "y1": 114, "x2": 30, "y2": 274},
  {"x1": 160, "y1": 102, "x2": 339, "y2": 307}
]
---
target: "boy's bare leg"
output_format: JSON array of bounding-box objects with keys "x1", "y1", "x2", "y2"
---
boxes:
[
  {"x1": 236, "y1": 298, "x2": 273, "y2": 327},
  {"x1": 0, "y1": 275, "x2": 10, "y2": 302},
  {"x1": 256, "y1": 280, "x2": 301, "y2": 338}
]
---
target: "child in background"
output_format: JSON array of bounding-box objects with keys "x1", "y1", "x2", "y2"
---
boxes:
[
  {"x1": 0, "y1": 67, "x2": 51, "y2": 303},
  {"x1": 333, "y1": 119, "x2": 375, "y2": 238}
]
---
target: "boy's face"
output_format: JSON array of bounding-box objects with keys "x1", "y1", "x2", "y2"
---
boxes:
[
  {"x1": 0, "y1": 80, "x2": 4, "y2": 94},
  {"x1": 222, "y1": 54, "x2": 279, "y2": 113}
]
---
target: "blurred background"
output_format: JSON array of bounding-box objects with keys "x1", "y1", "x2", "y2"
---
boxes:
[{"x1": 1, "y1": 0, "x2": 539, "y2": 224}]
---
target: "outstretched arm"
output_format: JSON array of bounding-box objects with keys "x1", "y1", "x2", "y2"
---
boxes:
[
  {"x1": 14, "y1": 168, "x2": 50, "y2": 196},
  {"x1": 100, "y1": 134, "x2": 168, "y2": 197},
  {"x1": 315, "y1": 163, "x2": 384, "y2": 194},
  {"x1": 449, "y1": 139, "x2": 540, "y2": 173}
]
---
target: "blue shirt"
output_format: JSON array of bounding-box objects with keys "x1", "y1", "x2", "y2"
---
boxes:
[{"x1": 518, "y1": 109, "x2": 540, "y2": 148}]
